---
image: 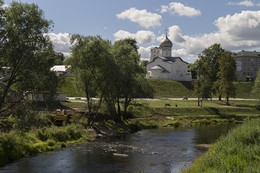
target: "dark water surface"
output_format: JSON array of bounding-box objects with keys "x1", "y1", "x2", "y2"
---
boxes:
[{"x1": 1, "y1": 124, "x2": 234, "y2": 173}]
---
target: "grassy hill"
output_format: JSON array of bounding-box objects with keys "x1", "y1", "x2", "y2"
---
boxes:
[
  {"x1": 148, "y1": 79, "x2": 254, "y2": 98},
  {"x1": 60, "y1": 77, "x2": 255, "y2": 99}
]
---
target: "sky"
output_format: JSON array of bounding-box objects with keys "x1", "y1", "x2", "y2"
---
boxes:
[{"x1": 3, "y1": 0, "x2": 260, "y2": 63}]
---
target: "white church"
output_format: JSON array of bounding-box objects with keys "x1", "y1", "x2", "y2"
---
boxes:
[{"x1": 146, "y1": 35, "x2": 192, "y2": 81}]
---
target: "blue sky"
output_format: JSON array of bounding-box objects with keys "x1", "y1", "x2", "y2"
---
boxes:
[{"x1": 4, "y1": 0, "x2": 260, "y2": 63}]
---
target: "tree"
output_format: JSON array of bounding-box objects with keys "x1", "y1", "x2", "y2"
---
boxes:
[
  {"x1": 251, "y1": 71, "x2": 260, "y2": 109},
  {"x1": 99, "y1": 38, "x2": 153, "y2": 122},
  {"x1": 68, "y1": 35, "x2": 111, "y2": 124},
  {"x1": 216, "y1": 51, "x2": 236, "y2": 105},
  {"x1": 0, "y1": 1, "x2": 56, "y2": 114},
  {"x1": 194, "y1": 44, "x2": 236, "y2": 105}
]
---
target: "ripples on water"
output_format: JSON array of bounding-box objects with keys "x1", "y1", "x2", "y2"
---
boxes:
[{"x1": 1, "y1": 124, "x2": 233, "y2": 173}]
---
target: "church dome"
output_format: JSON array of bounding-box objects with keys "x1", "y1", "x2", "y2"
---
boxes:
[{"x1": 160, "y1": 36, "x2": 173, "y2": 48}]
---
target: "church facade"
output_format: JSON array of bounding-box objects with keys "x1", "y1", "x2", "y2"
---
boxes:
[{"x1": 146, "y1": 36, "x2": 192, "y2": 81}]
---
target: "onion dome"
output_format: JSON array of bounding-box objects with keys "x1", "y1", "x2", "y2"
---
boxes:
[{"x1": 160, "y1": 36, "x2": 173, "y2": 48}]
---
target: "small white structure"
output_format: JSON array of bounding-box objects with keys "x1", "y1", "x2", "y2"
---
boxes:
[
  {"x1": 27, "y1": 93, "x2": 67, "y2": 102},
  {"x1": 146, "y1": 36, "x2": 192, "y2": 81},
  {"x1": 50, "y1": 65, "x2": 71, "y2": 76}
]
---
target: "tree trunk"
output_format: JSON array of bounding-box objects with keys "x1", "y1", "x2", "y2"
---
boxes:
[
  {"x1": 198, "y1": 98, "x2": 200, "y2": 106},
  {"x1": 218, "y1": 95, "x2": 222, "y2": 101},
  {"x1": 226, "y1": 97, "x2": 230, "y2": 105}
]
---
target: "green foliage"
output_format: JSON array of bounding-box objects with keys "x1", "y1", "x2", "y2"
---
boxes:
[
  {"x1": 13, "y1": 102, "x2": 37, "y2": 132},
  {"x1": 67, "y1": 35, "x2": 112, "y2": 123},
  {"x1": 217, "y1": 51, "x2": 236, "y2": 104},
  {"x1": 67, "y1": 36, "x2": 153, "y2": 122},
  {"x1": 185, "y1": 119, "x2": 260, "y2": 173},
  {"x1": 193, "y1": 44, "x2": 236, "y2": 105},
  {"x1": 252, "y1": 71, "x2": 260, "y2": 108},
  {"x1": 47, "y1": 139, "x2": 55, "y2": 146},
  {"x1": 0, "y1": 1, "x2": 58, "y2": 113},
  {"x1": 0, "y1": 131, "x2": 45, "y2": 166},
  {"x1": 37, "y1": 124, "x2": 84, "y2": 142},
  {"x1": 37, "y1": 127, "x2": 50, "y2": 141}
]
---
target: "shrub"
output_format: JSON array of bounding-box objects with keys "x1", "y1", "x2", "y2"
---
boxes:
[
  {"x1": 13, "y1": 103, "x2": 36, "y2": 132},
  {"x1": 47, "y1": 139, "x2": 55, "y2": 146},
  {"x1": 37, "y1": 128, "x2": 50, "y2": 141},
  {"x1": 60, "y1": 142, "x2": 66, "y2": 148},
  {"x1": 66, "y1": 124, "x2": 83, "y2": 140},
  {"x1": 51, "y1": 129, "x2": 68, "y2": 142}
]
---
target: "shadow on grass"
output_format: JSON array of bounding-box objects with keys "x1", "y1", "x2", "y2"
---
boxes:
[
  {"x1": 180, "y1": 81, "x2": 194, "y2": 90},
  {"x1": 205, "y1": 107, "x2": 220, "y2": 115}
]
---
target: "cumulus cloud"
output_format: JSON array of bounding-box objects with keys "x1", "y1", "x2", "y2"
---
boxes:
[
  {"x1": 114, "y1": 30, "x2": 156, "y2": 44},
  {"x1": 161, "y1": 2, "x2": 201, "y2": 17},
  {"x1": 153, "y1": 10, "x2": 260, "y2": 61},
  {"x1": 215, "y1": 11, "x2": 260, "y2": 41},
  {"x1": 47, "y1": 33, "x2": 71, "y2": 53},
  {"x1": 228, "y1": 0, "x2": 254, "y2": 7},
  {"x1": 1, "y1": 4, "x2": 8, "y2": 9},
  {"x1": 117, "y1": 8, "x2": 162, "y2": 29},
  {"x1": 138, "y1": 46, "x2": 152, "y2": 60}
]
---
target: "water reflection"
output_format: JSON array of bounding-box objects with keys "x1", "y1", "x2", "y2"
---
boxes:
[{"x1": 1, "y1": 124, "x2": 234, "y2": 173}]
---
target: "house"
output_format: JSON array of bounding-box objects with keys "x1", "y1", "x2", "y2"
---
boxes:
[
  {"x1": 232, "y1": 50, "x2": 260, "y2": 81},
  {"x1": 50, "y1": 65, "x2": 71, "y2": 76},
  {"x1": 146, "y1": 36, "x2": 192, "y2": 81}
]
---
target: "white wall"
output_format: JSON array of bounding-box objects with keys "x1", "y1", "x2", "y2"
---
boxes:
[{"x1": 146, "y1": 58, "x2": 192, "y2": 81}]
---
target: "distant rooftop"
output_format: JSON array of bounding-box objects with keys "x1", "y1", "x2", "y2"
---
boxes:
[
  {"x1": 50, "y1": 65, "x2": 70, "y2": 72},
  {"x1": 232, "y1": 50, "x2": 260, "y2": 57}
]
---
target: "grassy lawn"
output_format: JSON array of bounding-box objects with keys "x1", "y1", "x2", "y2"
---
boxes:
[
  {"x1": 61, "y1": 100, "x2": 260, "y2": 120},
  {"x1": 60, "y1": 77, "x2": 255, "y2": 99}
]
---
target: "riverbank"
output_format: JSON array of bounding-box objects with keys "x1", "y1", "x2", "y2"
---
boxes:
[
  {"x1": 0, "y1": 100, "x2": 260, "y2": 167},
  {"x1": 183, "y1": 119, "x2": 260, "y2": 173}
]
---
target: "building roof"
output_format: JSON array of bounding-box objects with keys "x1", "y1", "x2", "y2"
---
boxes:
[
  {"x1": 150, "y1": 65, "x2": 170, "y2": 73},
  {"x1": 159, "y1": 36, "x2": 173, "y2": 48},
  {"x1": 50, "y1": 65, "x2": 70, "y2": 72},
  {"x1": 232, "y1": 50, "x2": 260, "y2": 57},
  {"x1": 150, "y1": 65, "x2": 164, "y2": 70}
]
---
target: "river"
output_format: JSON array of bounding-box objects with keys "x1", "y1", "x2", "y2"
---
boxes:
[{"x1": 1, "y1": 124, "x2": 234, "y2": 173}]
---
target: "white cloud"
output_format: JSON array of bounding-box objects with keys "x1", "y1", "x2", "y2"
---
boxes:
[
  {"x1": 114, "y1": 30, "x2": 155, "y2": 44},
  {"x1": 152, "y1": 10, "x2": 260, "y2": 62},
  {"x1": 215, "y1": 11, "x2": 260, "y2": 41},
  {"x1": 228, "y1": 0, "x2": 254, "y2": 7},
  {"x1": 160, "y1": 2, "x2": 201, "y2": 17},
  {"x1": 138, "y1": 46, "x2": 152, "y2": 60},
  {"x1": 117, "y1": 8, "x2": 162, "y2": 29},
  {"x1": 47, "y1": 33, "x2": 71, "y2": 53},
  {"x1": 1, "y1": 4, "x2": 8, "y2": 9}
]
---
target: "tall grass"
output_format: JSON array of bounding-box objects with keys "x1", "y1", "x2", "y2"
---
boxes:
[
  {"x1": 184, "y1": 119, "x2": 260, "y2": 173},
  {"x1": 0, "y1": 124, "x2": 86, "y2": 166}
]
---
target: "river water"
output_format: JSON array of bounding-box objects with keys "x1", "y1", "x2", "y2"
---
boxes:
[{"x1": 1, "y1": 124, "x2": 234, "y2": 173}]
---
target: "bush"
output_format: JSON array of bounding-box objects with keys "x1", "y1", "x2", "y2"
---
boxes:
[
  {"x1": 60, "y1": 142, "x2": 66, "y2": 148},
  {"x1": 51, "y1": 129, "x2": 68, "y2": 142},
  {"x1": 13, "y1": 102, "x2": 36, "y2": 132},
  {"x1": 47, "y1": 139, "x2": 55, "y2": 146},
  {"x1": 37, "y1": 128, "x2": 50, "y2": 141}
]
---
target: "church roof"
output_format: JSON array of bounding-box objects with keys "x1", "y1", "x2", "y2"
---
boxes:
[
  {"x1": 150, "y1": 65, "x2": 170, "y2": 73},
  {"x1": 151, "y1": 65, "x2": 164, "y2": 70},
  {"x1": 160, "y1": 36, "x2": 173, "y2": 48}
]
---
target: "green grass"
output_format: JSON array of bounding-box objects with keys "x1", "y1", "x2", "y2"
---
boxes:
[
  {"x1": 233, "y1": 81, "x2": 254, "y2": 99},
  {"x1": 0, "y1": 124, "x2": 90, "y2": 167},
  {"x1": 59, "y1": 77, "x2": 85, "y2": 97},
  {"x1": 148, "y1": 79, "x2": 196, "y2": 98},
  {"x1": 60, "y1": 77, "x2": 255, "y2": 99},
  {"x1": 184, "y1": 119, "x2": 260, "y2": 173}
]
